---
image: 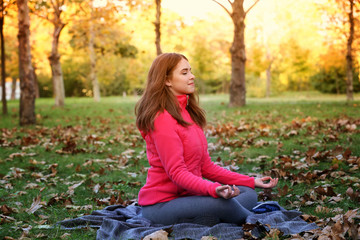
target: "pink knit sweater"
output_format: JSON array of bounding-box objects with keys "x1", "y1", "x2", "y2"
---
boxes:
[{"x1": 138, "y1": 95, "x2": 255, "y2": 206}]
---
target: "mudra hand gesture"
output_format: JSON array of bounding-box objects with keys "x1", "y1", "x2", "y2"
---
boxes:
[
  {"x1": 254, "y1": 176, "x2": 278, "y2": 189},
  {"x1": 216, "y1": 185, "x2": 240, "y2": 199},
  {"x1": 216, "y1": 177, "x2": 278, "y2": 199}
]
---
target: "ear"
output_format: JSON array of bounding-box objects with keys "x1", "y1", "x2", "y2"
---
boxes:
[{"x1": 165, "y1": 79, "x2": 172, "y2": 87}]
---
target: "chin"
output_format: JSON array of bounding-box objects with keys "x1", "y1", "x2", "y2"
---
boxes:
[{"x1": 188, "y1": 88, "x2": 195, "y2": 94}]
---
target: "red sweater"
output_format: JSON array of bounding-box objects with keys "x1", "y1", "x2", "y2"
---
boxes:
[{"x1": 138, "y1": 95, "x2": 255, "y2": 206}]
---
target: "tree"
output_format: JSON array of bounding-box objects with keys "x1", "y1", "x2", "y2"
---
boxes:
[
  {"x1": 0, "y1": 0, "x2": 12, "y2": 115},
  {"x1": 212, "y1": 0, "x2": 260, "y2": 107},
  {"x1": 68, "y1": 0, "x2": 140, "y2": 100},
  {"x1": 31, "y1": 0, "x2": 68, "y2": 107},
  {"x1": 261, "y1": 23, "x2": 274, "y2": 98},
  {"x1": 265, "y1": 49, "x2": 273, "y2": 98},
  {"x1": 6, "y1": 29, "x2": 19, "y2": 100},
  {"x1": 154, "y1": 0, "x2": 162, "y2": 55},
  {"x1": 1, "y1": 0, "x2": 6, "y2": 115},
  {"x1": 311, "y1": 45, "x2": 360, "y2": 94},
  {"x1": 345, "y1": 0, "x2": 356, "y2": 101},
  {"x1": 320, "y1": 0, "x2": 360, "y2": 101},
  {"x1": 18, "y1": 0, "x2": 36, "y2": 125},
  {"x1": 88, "y1": 0, "x2": 100, "y2": 102}
]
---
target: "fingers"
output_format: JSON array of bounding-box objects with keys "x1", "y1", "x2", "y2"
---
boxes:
[
  {"x1": 255, "y1": 177, "x2": 279, "y2": 188},
  {"x1": 223, "y1": 185, "x2": 232, "y2": 199},
  {"x1": 216, "y1": 185, "x2": 240, "y2": 199},
  {"x1": 216, "y1": 185, "x2": 230, "y2": 199},
  {"x1": 232, "y1": 185, "x2": 240, "y2": 197},
  {"x1": 267, "y1": 178, "x2": 278, "y2": 187},
  {"x1": 261, "y1": 176, "x2": 271, "y2": 181},
  {"x1": 267, "y1": 177, "x2": 278, "y2": 188},
  {"x1": 272, "y1": 178, "x2": 279, "y2": 187}
]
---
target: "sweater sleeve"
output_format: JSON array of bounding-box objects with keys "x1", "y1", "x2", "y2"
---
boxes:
[
  {"x1": 151, "y1": 113, "x2": 221, "y2": 198},
  {"x1": 201, "y1": 153, "x2": 255, "y2": 189}
]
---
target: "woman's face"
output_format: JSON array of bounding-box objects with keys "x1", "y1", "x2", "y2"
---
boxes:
[{"x1": 166, "y1": 58, "x2": 195, "y2": 96}]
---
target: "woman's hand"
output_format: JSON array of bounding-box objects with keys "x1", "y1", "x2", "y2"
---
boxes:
[
  {"x1": 216, "y1": 185, "x2": 240, "y2": 199},
  {"x1": 254, "y1": 177, "x2": 278, "y2": 189}
]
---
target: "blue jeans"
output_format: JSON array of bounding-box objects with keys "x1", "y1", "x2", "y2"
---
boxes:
[{"x1": 141, "y1": 186, "x2": 257, "y2": 225}]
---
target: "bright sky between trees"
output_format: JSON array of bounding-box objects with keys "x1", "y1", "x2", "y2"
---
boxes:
[{"x1": 161, "y1": 0, "x2": 227, "y2": 20}]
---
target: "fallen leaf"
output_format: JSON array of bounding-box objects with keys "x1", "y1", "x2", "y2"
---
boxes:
[
  {"x1": 66, "y1": 163, "x2": 74, "y2": 168},
  {"x1": 60, "y1": 233, "x2": 71, "y2": 239},
  {"x1": 0, "y1": 205, "x2": 14, "y2": 215},
  {"x1": 0, "y1": 214, "x2": 16, "y2": 222},
  {"x1": 201, "y1": 236, "x2": 218, "y2": 240},
  {"x1": 331, "y1": 221, "x2": 343, "y2": 236},
  {"x1": 67, "y1": 180, "x2": 84, "y2": 195},
  {"x1": 26, "y1": 195, "x2": 43, "y2": 214},
  {"x1": 143, "y1": 229, "x2": 169, "y2": 240},
  {"x1": 4, "y1": 237, "x2": 16, "y2": 240},
  {"x1": 300, "y1": 214, "x2": 318, "y2": 223},
  {"x1": 328, "y1": 196, "x2": 343, "y2": 203},
  {"x1": 25, "y1": 183, "x2": 39, "y2": 189}
]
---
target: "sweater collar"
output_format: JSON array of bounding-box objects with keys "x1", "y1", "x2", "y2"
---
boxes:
[{"x1": 176, "y1": 95, "x2": 188, "y2": 108}]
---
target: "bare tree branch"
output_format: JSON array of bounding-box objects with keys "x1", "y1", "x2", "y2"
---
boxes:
[
  {"x1": 0, "y1": 0, "x2": 16, "y2": 12},
  {"x1": 245, "y1": 0, "x2": 260, "y2": 15},
  {"x1": 31, "y1": 11, "x2": 51, "y2": 22},
  {"x1": 78, "y1": 1, "x2": 90, "y2": 15},
  {"x1": 212, "y1": 0, "x2": 232, "y2": 17},
  {"x1": 50, "y1": 0, "x2": 57, "y2": 12},
  {"x1": 52, "y1": 0, "x2": 61, "y2": 17}
]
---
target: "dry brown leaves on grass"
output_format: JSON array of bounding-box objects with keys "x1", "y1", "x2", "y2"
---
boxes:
[{"x1": 1, "y1": 116, "x2": 359, "y2": 239}]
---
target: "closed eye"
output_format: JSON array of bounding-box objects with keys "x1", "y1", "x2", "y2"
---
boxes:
[{"x1": 181, "y1": 68, "x2": 191, "y2": 75}]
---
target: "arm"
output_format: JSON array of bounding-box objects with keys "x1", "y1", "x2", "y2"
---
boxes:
[
  {"x1": 201, "y1": 145, "x2": 278, "y2": 189},
  {"x1": 151, "y1": 113, "x2": 221, "y2": 198},
  {"x1": 202, "y1": 156, "x2": 278, "y2": 189},
  {"x1": 201, "y1": 153, "x2": 255, "y2": 189}
]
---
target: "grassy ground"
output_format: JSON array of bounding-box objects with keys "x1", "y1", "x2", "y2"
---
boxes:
[{"x1": 0, "y1": 92, "x2": 359, "y2": 239}]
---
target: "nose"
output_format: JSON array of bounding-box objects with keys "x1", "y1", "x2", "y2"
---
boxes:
[{"x1": 190, "y1": 73, "x2": 195, "y2": 79}]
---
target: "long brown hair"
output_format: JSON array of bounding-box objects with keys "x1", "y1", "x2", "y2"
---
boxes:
[{"x1": 135, "y1": 53, "x2": 206, "y2": 133}]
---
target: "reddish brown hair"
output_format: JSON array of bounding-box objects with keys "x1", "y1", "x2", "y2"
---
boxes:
[{"x1": 135, "y1": 53, "x2": 206, "y2": 133}]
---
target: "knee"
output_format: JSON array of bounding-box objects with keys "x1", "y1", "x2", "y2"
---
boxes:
[
  {"x1": 218, "y1": 199, "x2": 250, "y2": 224},
  {"x1": 247, "y1": 188, "x2": 258, "y2": 201},
  {"x1": 238, "y1": 186, "x2": 257, "y2": 196},
  {"x1": 236, "y1": 186, "x2": 258, "y2": 208}
]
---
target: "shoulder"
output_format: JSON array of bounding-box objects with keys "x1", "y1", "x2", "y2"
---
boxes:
[{"x1": 154, "y1": 110, "x2": 178, "y2": 130}]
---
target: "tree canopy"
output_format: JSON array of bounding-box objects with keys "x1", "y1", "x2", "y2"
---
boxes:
[{"x1": 2, "y1": 0, "x2": 360, "y2": 99}]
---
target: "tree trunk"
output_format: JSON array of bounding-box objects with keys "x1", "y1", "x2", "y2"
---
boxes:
[
  {"x1": 48, "y1": 22, "x2": 65, "y2": 107},
  {"x1": 264, "y1": 30, "x2": 272, "y2": 98},
  {"x1": 213, "y1": 0, "x2": 259, "y2": 106},
  {"x1": 229, "y1": 0, "x2": 246, "y2": 107},
  {"x1": 11, "y1": 76, "x2": 16, "y2": 100},
  {"x1": 89, "y1": 8, "x2": 100, "y2": 102},
  {"x1": 266, "y1": 62, "x2": 271, "y2": 98},
  {"x1": 1, "y1": 3, "x2": 7, "y2": 115},
  {"x1": 33, "y1": 66, "x2": 40, "y2": 98},
  {"x1": 17, "y1": 0, "x2": 36, "y2": 125},
  {"x1": 345, "y1": 0, "x2": 354, "y2": 101},
  {"x1": 154, "y1": 0, "x2": 162, "y2": 56}
]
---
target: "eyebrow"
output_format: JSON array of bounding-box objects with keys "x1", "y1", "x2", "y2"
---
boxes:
[{"x1": 181, "y1": 68, "x2": 191, "y2": 71}]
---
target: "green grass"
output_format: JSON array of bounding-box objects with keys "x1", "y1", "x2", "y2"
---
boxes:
[{"x1": 0, "y1": 92, "x2": 360, "y2": 239}]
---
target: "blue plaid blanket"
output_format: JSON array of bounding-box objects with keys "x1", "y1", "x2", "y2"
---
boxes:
[{"x1": 57, "y1": 202, "x2": 318, "y2": 239}]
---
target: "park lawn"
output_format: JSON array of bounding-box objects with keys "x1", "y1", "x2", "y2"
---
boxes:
[{"x1": 0, "y1": 93, "x2": 359, "y2": 239}]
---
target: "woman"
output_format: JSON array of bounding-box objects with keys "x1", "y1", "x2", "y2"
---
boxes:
[{"x1": 135, "y1": 53, "x2": 278, "y2": 226}]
